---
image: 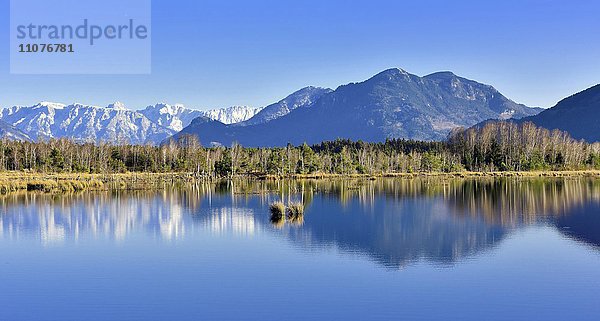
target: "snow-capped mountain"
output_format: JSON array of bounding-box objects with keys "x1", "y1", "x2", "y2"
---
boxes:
[
  {"x1": 140, "y1": 104, "x2": 261, "y2": 132},
  {"x1": 202, "y1": 106, "x2": 262, "y2": 125},
  {"x1": 140, "y1": 103, "x2": 205, "y2": 132},
  {"x1": 0, "y1": 102, "x2": 174, "y2": 145},
  {"x1": 0, "y1": 120, "x2": 32, "y2": 142},
  {"x1": 0, "y1": 102, "x2": 262, "y2": 144}
]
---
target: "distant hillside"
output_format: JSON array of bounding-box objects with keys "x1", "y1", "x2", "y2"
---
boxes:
[
  {"x1": 171, "y1": 68, "x2": 541, "y2": 146},
  {"x1": 518, "y1": 84, "x2": 600, "y2": 142},
  {"x1": 237, "y1": 86, "x2": 332, "y2": 126}
]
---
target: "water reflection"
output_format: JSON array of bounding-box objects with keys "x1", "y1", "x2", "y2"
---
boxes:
[
  {"x1": 1, "y1": 178, "x2": 599, "y2": 266},
  {"x1": 0, "y1": 191, "x2": 197, "y2": 243},
  {"x1": 203, "y1": 207, "x2": 259, "y2": 236},
  {"x1": 555, "y1": 202, "x2": 600, "y2": 248}
]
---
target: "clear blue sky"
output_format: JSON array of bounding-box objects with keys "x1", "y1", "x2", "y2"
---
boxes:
[{"x1": 1, "y1": 0, "x2": 599, "y2": 110}]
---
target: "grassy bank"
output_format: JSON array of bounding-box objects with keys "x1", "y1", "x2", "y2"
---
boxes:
[
  {"x1": 1, "y1": 170, "x2": 600, "y2": 194},
  {"x1": 0, "y1": 172, "x2": 197, "y2": 194}
]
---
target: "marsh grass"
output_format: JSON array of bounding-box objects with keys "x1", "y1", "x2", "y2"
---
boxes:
[
  {"x1": 286, "y1": 202, "x2": 305, "y2": 225},
  {"x1": 23, "y1": 179, "x2": 106, "y2": 192},
  {"x1": 26, "y1": 180, "x2": 58, "y2": 192},
  {"x1": 3, "y1": 170, "x2": 600, "y2": 196},
  {"x1": 270, "y1": 216, "x2": 285, "y2": 229},
  {"x1": 269, "y1": 202, "x2": 286, "y2": 224},
  {"x1": 0, "y1": 172, "x2": 188, "y2": 194},
  {"x1": 269, "y1": 201, "x2": 305, "y2": 226}
]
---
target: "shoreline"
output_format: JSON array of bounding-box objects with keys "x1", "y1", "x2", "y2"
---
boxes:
[
  {"x1": 1, "y1": 170, "x2": 599, "y2": 194},
  {"x1": 278, "y1": 170, "x2": 600, "y2": 179}
]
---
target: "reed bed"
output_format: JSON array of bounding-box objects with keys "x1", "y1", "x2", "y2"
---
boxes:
[
  {"x1": 269, "y1": 202, "x2": 286, "y2": 224},
  {"x1": 286, "y1": 202, "x2": 305, "y2": 225},
  {"x1": 0, "y1": 172, "x2": 193, "y2": 194},
  {"x1": 269, "y1": 201, "x2": 305, "y2": 226}
]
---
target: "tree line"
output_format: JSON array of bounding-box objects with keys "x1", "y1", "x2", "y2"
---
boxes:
[{"x1": 0, "y1": 122, "x2": 599, "y2": 176}]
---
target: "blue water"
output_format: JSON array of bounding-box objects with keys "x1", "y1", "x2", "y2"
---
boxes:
[{"x1": 1, "y1": 179, "x2": 599, "y2": 320}]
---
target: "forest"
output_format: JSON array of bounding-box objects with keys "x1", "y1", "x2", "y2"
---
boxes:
[{"x1": 0, "y1": 121, "x2": 599, "y2": 177}]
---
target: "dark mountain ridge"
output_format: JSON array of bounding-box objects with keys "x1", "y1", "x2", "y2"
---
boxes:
[
  {"x1": 171, "y1": 68, "x2": 540, "y2": 147},
  {"x1": 518, "y1": 84, "x2": 600, "y2": 142}
]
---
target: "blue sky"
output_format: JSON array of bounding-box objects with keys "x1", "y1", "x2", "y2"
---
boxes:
[{"x1": 1, "y1": 0, "x2": 599, "y2": 110}]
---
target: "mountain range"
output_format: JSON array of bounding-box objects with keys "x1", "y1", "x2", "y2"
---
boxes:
[
  {"x1": 0, "y1": 102, "x2": 261, "y2": 144},
  {"x1": 172, "y1": 68, "x2": 542, "y2": 146},
  {"x1": 6, "y1": 67, "x2": 596, "y2": 146}
]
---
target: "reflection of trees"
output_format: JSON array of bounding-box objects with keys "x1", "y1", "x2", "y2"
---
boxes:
[
  {"x1": 446, "y1": 178, "x2": 600, "y2": 226},
  {"x1": 0, "y1": 185, "x2": 265, "y2": 243},
  {"x1": 0, "y1": 189, "x2": 204, "y2": 243},
  {"x1": 201, "y1": 207, "x2": 259, "y2": 236}
]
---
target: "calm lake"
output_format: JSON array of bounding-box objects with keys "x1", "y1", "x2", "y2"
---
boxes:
[{"x1": 1, "y1": 178, "x2": 599, "y2": 321}]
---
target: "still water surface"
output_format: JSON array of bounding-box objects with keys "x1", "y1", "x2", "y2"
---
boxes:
[{"x1": 1, "y1": 178, "x2": 599, "y2": 320}]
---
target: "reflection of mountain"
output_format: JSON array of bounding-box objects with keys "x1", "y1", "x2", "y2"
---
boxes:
[
  {"x1": 554, "y1": 202, "x2": 600, "y2": 248},
  {"x1": 1, "y1": 178, "x2": 599, "y2": 267},
  {"x1": 250, "y1": 178, "x2": 600, "y2": 267},
  {"x1": 279, "y1": 196, "x2": 506, "y2": 268}
]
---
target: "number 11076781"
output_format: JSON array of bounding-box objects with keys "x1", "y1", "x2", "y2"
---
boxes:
[{"x1": 18, "y1": 43, "x2": 74, "y2": 53}]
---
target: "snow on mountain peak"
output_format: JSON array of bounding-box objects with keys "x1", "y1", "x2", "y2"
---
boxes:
[
  {"x1": 0, "y1": 100, "x2": 267, "y2": 144},
  {"x1": 0, "y1": 101, "x2": 172, "y2": 144},
  {"x1": 107, "y1": 102, "x2": 127, "y2": 110},
  {"x1": 144, "y1": 103, "x2": 181, "y2": 115},
  {"x1": 37, "y1": 101, "x2": 66, "y2": 109},
  {"x1": 137, "y1": 103, "x2": 261, "y2": 133},
  {"x1": 201, "y1": 106, "x2": 262, "y2": 125}
]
